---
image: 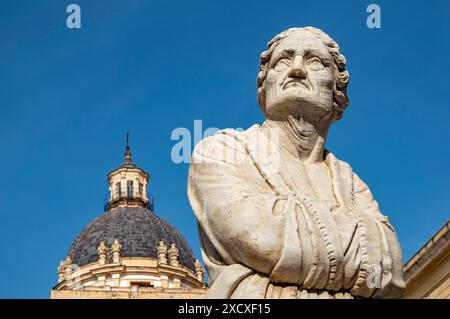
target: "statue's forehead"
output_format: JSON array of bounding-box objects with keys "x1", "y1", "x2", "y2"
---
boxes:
[{"x1": 273, "y1": 31, "x2": 329, "y2": 56}]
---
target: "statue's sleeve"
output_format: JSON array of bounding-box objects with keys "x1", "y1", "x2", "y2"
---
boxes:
[
  {"x1": 187, "y1": 133, "x2": 302, "y2": 281},
  {"x1": 353, "y1": 173, "x2": 405, "y2": 298}
]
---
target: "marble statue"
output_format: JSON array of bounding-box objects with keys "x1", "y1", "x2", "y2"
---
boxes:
[
  {"x1": 187, "y1": 27, "x2": 405, "y2": 299},
  {"x1": 97, "y1": 241, "x2": 107, "y2": 265},
  {"x1": 111, "y1": 239, "x2": 121, "y2": 263},
  {"x1": 195, "y1": 258, "x2": 205, "y2": 283},
  {"x1": 157, "y1": 240, "x2": 168, "y2": 265},
  {"x1": 168, "y1": 243, "x2": 180, "y2": 267},
  {"x1": 57, "y1": 260, "x2": 66, "y2": 283}
]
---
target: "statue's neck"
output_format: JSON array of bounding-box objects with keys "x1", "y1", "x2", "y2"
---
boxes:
[{"x1": 262, "y1": 116, "x2": 330, "y2": 164}]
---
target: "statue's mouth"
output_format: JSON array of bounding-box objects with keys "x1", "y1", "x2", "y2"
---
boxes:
[{"x1": 283, "y1": 79, "x2": 308, "y2": 90}]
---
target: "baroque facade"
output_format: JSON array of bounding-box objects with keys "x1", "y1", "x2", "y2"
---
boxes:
[{"x1": 51, "y1": 143, "x2": 206, "y2": 299}]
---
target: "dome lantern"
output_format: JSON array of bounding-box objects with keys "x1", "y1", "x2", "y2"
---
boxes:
[{"x1": 105, "y1": 134, "x2": 152, "y2": 212}]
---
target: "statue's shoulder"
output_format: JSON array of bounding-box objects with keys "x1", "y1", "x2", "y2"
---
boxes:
[
  {"x1": 326, "y1": 151, "x2": 376, "y2": 197},
  {"x1": 191, "y1": 125, "x2": 260, "y2": 163},
  {"x1": 215, "y1": 124, "x2": 261, "y2": 139},
  {"x1": 324, "y1": 149, "x2": 353, "y2": 171},
  {"x1": 325, "y1": 150, "x2": 366, "y2": 187}
]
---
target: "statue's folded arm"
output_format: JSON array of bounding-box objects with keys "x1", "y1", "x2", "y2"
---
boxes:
[
  {"x1": 353, "y1": 172, "x2": 406, "y2": 297},
  {"x1": 187, "y1": 135, "x2": 302, "y2": 279}
]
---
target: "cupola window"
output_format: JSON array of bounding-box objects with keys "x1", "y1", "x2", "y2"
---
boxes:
[
  {"x1": 116, "y1": 182, "x2": 121, "y2": 198},
  {"x1": 127, "y1": 181, "x2": 134, "y2": 198}
]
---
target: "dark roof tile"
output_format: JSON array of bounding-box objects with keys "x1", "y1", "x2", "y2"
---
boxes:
[{"x1": 67, "y1": 206, "x2": 196, "y2": 271}]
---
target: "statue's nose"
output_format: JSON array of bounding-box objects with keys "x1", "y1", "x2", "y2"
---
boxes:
[{"x1": 288, "y1": 55, "x2": 307, "y2": 79}]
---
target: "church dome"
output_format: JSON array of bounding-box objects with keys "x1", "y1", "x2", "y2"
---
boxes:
[
  {"x1": 53, "y1": 137, "x2": 205, "y2": 297},
  {"x1": 68, "y1": 206, "x2": 196, "y2": 271}
]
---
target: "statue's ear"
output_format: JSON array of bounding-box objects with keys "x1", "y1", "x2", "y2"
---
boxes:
[
  {"x1": 331, "y1": 85, "x2": 346, "y2": 123},
  {"x1": 330, "y1": 102, "x2": 340, "y2": 123},
  {"x1": 257, "y1": 82, "x2": 267, "y2": 117}
]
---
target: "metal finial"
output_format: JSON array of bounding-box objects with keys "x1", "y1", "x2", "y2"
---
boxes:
[{"x1": 124, "y1": 132, "x2": 131, "y2": 163}]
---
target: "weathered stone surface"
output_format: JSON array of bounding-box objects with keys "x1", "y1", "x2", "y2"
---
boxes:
[{"x1": 188, "y1": 27, "x2": 405, "y2": 299}]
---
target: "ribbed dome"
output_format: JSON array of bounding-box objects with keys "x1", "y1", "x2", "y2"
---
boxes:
[{"x1": 68, "y1": 206, "x2": 196, "y2": 271}]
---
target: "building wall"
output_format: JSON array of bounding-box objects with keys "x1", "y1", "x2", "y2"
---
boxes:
[
  {"x1": 51, "y1": 288, "x2": 206, "y2": 299},
  {"x1": 403, "y1": 221, "x2": 450, "y2": 299},
  {"x1": 52, "y1": 257, "x2": 207, "y2": 299}
]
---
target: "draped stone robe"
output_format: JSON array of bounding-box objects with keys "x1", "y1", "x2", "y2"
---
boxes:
[{"x1": 187, "y1": 124, "x2": 405, "y2": 299}]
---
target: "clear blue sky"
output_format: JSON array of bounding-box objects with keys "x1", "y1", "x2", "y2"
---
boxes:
[{"x1": 0, "y1": 0, "x2": 448, "y2": 298}]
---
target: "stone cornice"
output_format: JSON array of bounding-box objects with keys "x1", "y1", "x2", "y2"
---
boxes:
[{"x1": 404, "y1": 220, "x2": 450, "y2": 282}]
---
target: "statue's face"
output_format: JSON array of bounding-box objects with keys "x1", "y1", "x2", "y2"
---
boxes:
[{"x1": 265, "y1": 30, "x2": 335, "y2": 121}]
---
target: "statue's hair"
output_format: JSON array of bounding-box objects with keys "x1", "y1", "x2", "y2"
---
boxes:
[{"x1": 257, "y1": 27, "x2": 350, "y2": 122}]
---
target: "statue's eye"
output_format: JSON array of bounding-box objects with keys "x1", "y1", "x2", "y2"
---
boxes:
[
  {"x1": 307, "y1": 57, "x2": 324, "y2": 69},
  {"x1": 273, "y1": 58, "x2": 291, "y2": 71}
]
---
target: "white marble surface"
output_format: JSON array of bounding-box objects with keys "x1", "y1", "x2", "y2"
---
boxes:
[{"x1": 188, "y1": 27, "x2": 405, "y2": 299}]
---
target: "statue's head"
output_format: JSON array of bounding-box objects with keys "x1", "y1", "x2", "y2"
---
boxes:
[{"x1": 257, "y1": 27, "x2": 349, "y2": 123}]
